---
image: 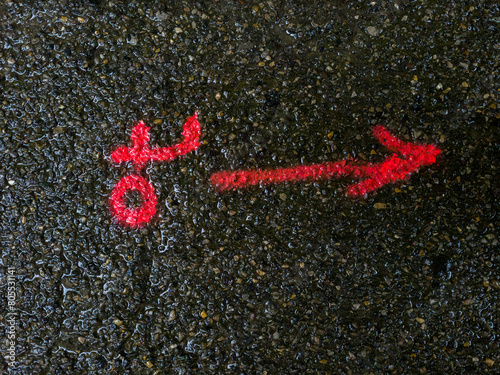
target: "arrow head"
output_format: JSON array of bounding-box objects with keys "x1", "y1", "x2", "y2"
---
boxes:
[{"x1": 347, "y1": 126, "x2": 441, "y2": 196}]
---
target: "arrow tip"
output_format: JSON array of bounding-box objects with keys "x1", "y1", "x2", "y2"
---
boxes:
[{"x1": 346, "y1": 126, "x2": 441, "y2": 196}]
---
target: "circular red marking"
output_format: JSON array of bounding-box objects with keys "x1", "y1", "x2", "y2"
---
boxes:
[{"x1": 109, "y1": 175, "x2": 157, "y2": 227}]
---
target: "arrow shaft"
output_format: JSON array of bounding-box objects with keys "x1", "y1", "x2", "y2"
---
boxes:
[{"x1": 210, "y1": 160, "x2": 373, "y2": 191}]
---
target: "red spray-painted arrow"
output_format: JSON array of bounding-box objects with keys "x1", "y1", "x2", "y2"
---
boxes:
[{"x1": 210, "y1": 126, "x2": 441, "y2": 196}]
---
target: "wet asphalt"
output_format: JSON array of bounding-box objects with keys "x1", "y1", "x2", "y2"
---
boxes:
[{"x1": 0, "y1": 0, "x2": 499, "y2": 374}]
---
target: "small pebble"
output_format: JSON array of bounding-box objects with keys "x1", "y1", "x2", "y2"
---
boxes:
[
  {"x1": 156, "y1": 11, "x2": 168, "y2": 21},
  {"x1": 485, "y1": 358, "x2": 495, "y2": 367},
  {"x1": 366, "y1": 26, "x2": 379, "y2": 36},
  {"x1": 169, "y1": 310, "x2": 176, "y2": 321}
]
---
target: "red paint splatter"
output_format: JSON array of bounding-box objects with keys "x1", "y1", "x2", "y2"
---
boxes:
[
  {"x1": 210, "y1": 125, "x2": 441, "y2": 196},
  {"x1": 110, "y1": 113, "x2": 200, "y2": 227}
]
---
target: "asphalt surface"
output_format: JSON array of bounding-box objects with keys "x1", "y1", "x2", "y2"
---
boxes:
[{"x1": 1, "y1": 0, "x2": 499, "y2": 374}]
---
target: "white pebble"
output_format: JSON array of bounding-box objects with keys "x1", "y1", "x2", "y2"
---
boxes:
[{"x1": 366, "y1": 26, "x2": 379, "y2": 36}]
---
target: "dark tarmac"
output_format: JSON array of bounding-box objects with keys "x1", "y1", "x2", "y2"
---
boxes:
[{"x1": 1, "y1": 0, "x2": 498, "y2": 374}]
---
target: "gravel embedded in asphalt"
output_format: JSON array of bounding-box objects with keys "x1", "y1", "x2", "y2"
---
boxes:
[{"x1": 0, "y1": 1, "x2": 498, "y2": 373}]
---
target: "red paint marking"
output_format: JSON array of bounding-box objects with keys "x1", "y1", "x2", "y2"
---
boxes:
[
  {"x1": 111, "y1": 113, "x2": 201, "y2": 170},
  {"x1": 210, "y1": 125, "x2": 441, "y2": 196},
  {"x1": 109, "y1": 175, "x2": 157, "y2": 227},
  {"x1": 110, "y1": 113, "x2": 200, "y2": 227}
]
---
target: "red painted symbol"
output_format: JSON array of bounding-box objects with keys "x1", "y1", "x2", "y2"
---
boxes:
[
  {"x1": 110, "y1": 113, "x2": 201, "y2": 227},
  {"x1": 210, "y1": 125, "x2": 441, "y2": 196}
]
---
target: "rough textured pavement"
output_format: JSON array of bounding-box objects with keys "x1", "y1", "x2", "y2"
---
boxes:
[{"x1": 1, "y1": 1, "x2": 498, "y2": 374}]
